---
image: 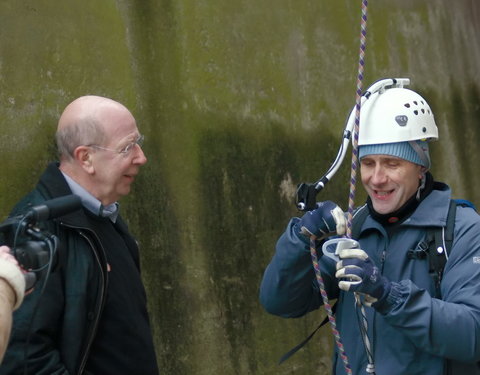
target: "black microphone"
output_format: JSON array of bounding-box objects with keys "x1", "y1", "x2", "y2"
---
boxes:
[{"x1": 25, "y1": 195, "x2": 82, "y2": 223}]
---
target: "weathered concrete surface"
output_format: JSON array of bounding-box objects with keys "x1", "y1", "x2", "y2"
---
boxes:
[{"x1": 0, "y1": 1, "x2": 479, "y2": 374}]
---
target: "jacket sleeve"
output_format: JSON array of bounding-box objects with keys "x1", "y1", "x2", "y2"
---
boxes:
[
  {"x1": 376, "y1": 207, "x2": 480, "y2": 363},
  {"x1": 259, "y1": 218, "x2": 338, "y2": 318},
  {"x1": 0, "y1": 279, "x2": 15, "y2": 364},
  {"x1": 0, "y1": 270, "x2": 70, "y2": 375}
]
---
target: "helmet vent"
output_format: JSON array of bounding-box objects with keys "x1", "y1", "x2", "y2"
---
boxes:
[{"x1": 358, "y1": 85, "x2": 438, "y2": 145}]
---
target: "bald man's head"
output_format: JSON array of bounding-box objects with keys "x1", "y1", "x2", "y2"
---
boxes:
[
  {"x1": 55, "y1": 96, "x2": 131, "y2": 162},
  {"x1": 55, "y1": 95, "x2": 145, "y2": 205}
]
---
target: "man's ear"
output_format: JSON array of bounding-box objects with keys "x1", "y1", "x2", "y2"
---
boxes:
[
  {"x1": 73, "y1": 146, "x2": 95, "y2": 174},
  {"x1": 419, "y1": 166, "x2": 428, "y2": 179}
]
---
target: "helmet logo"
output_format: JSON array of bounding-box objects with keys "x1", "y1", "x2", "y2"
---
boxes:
[{"x1": 395, "y1": 115, "x2": 408, "y2": 127}]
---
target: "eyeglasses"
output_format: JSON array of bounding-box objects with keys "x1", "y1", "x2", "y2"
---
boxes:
[{"x1": 89, "y1": 134, "x2": 144, "y2": 156}]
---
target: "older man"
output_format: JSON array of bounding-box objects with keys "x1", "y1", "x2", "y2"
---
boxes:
[
  {"x1": 260, "y1": 81, "x2": 480, "y2": 375},
  {"x1": 1, "y1": 96, "x2": 158, "y2": 375}
]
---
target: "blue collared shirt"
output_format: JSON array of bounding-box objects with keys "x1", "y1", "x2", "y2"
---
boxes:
[{"x1": 61, "y1": 172, "x2": 119, "y2": 222}]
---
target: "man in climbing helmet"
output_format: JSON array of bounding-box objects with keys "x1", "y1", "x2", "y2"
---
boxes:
[
  {"x1": 260, "y1": 79, "x2": 480, "y2": 375},
  {"x1": 356, "y1": 82, "x2": 438, "y2": 217}
]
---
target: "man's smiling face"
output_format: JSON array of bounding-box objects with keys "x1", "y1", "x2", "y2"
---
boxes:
[{"x1": 360, "y1": 154, "x2": 423, "y2": 214}]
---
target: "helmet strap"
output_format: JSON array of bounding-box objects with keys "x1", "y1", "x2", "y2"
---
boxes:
[
  {"x1": 409, "y1": 140, "x2": 431, "y2": 169},
  {"x1": 416, "y1": 172, "x2": 427, "y2": 201}
]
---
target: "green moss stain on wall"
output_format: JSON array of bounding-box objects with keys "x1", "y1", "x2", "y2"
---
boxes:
[
  {"x1": 0, "y1": 0, "x2": 136, "y2": 213},
  {"x1": 122, "y1": 164, "x2": 191, "y2": 374},
  {"x1": 195, "y1": 118, "x2": 347, "y2": 374},
  {"x1": 439, "y1": 82, "x2": 480, "y2": 200},
  {"x1": 174, "y1": 0, "x2": 359, "y2": 132}
]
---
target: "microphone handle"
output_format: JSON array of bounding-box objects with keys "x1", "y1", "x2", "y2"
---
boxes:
[{"x1": 29, "y1": 195, "x2": 82, "y2": 222}]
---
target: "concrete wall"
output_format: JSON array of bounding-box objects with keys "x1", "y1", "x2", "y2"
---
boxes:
[{"x1": 0, "y1": 1, "x2": 479, "y2": 374}]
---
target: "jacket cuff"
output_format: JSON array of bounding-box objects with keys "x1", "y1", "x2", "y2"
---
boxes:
[
  {"x1": 293, "y1": 220, "x2": 312, "y2": 246},
  {"x1": 372, "y1": 281, "x2": 402, "y2": 314}
]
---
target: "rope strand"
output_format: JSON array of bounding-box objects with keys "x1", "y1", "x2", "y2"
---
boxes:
[
  {"x1": 309, "y1": 2, "x2": 371, "y2": 375},
  {"x1": 347, "y1": 0, "x2": 368, "y2": 237},
  {"x1": 309, "y1": 237, "x2": 352, "y2": 375},
  {"x1": 347, "y1": 2, "x2": 376, "y2": 373}
]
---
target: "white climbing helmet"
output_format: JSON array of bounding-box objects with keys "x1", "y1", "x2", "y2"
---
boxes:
[{"x1": 355, "y1": 79, "x2": 439, "y2": 146}]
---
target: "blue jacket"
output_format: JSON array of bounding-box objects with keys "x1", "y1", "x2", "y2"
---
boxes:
[{"x1": 260, "y1": 183, "x2": 480, "y2": 374}]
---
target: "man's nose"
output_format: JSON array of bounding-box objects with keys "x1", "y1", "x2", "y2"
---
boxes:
[
  {"x1": 371, "y1": 166, "x2": 387, "y2": 184},
  {"x1": 133, "y1": 145, "x2": 147, "y2": 165}
]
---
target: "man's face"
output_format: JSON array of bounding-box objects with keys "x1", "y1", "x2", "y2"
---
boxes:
[
  {"x1": 360, "y1": 154, "x2": 423, "y2": 214},
  {"x1": 90, "y1": 108, "x2": 147, "y2": 205}
]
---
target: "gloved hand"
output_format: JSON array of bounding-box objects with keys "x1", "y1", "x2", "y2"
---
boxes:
[
  {"x1": 335, "y1": 247, "x2": 391, "y2": 306},
  {"x1": 299, "y1": 201, "x2": 346, "y2": 240}
]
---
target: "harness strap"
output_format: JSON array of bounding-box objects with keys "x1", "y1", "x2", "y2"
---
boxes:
[{"x1": 278, "y1": 303, "x2": 337, "y2": 364}]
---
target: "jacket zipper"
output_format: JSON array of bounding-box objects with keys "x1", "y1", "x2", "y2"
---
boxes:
[
  {"x1": 59, "y1": 223, "x2": 108, "y2": 375},
  {"x1": 372, "y1": 238, "x2": 388, "y2": 368},
  {"x1": 78, "y1": 230, "x2": 107, "y2": 375}
]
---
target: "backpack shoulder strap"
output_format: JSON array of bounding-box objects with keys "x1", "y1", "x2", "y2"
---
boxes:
[
  {"x1": 435, "y1": 198, "x2": 475, "y2": 258},
  {"x1": 444, "y1": 199, "x2": 458, "y2": 256},
  {"x1": 453, "y1": 199, "x2": 477, "y2": 212},
  {"x1": 428, "y1": 199, "x2": 457, "y2": 298}
]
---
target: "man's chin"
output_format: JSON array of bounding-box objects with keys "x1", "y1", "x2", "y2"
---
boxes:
[
  {"x1": 119, "y1": 186, "x2": 132, "y2": 197},
  {"x1": 372, "y1": 201, "x2": 395, "y2": 215}
]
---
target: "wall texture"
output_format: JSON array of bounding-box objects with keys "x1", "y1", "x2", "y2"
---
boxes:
[{"x1": 0, "y1": 1, "x2": 479, "y2": 374}]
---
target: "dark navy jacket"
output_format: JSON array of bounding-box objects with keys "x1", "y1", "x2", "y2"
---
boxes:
[{"x1": 0, "y1": 162, "x2": 156, "y2": 375}]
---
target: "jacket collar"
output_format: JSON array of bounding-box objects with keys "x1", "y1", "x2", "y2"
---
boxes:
[
  {"x1": 38, "y1": 163, "x2": 130, "y2": 236},
  {"x1": 36, "y1": 162, "x2": 102, "y2": 229},
  {"x1": 361, "y1": 182, "x2": 452, "y2": 234}
]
